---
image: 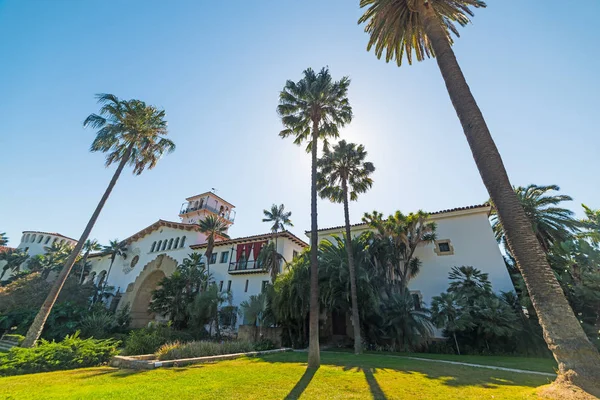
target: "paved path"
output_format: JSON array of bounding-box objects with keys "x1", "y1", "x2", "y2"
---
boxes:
[{"x1": 316, "y1": 351, "x2": 556, "y2": 377}]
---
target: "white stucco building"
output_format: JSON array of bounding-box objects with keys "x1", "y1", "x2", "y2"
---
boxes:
[{"x1": 5, "y1": 193, "x2": 513, "y2": 333}]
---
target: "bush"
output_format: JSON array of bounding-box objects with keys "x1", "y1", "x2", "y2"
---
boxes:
[
  {"x1": 254, "y1": 338, "x2": 276, "y2": 352},
  {"x1": 0, "y1": 332, "x2": 119, "y2": 376},
  {"x1": 122, "y1": 324, "x2": 194, "y2": 356},
  {"x1": 1, "y1": 334, "x2": 25, "y2": 344},
  {"x1": 156, "y1": 340, "x2": 255, "y2": 361}
]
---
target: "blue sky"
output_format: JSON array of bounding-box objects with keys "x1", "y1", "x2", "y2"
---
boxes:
[{"x1": 1, "y1": 1, "x2": 599, "y2": 247}]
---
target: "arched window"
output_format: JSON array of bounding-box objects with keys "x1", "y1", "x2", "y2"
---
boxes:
[
  {"x1": 44, "y1": 236, "x2": 51, "y2": 244},
  {"x1": 97, "y1": 270, "x2": 107, "y2": 287},
  {"x1": 31, "y1": 234, "x2": 37, "y2": 243},
  {"x1": 60, "y1": 239, "x2": 65, "y2": 245},
  {"x1": 161, "y1": 240, "x2": 167, "y2": 251},
  {"x1": 25, "y1": 234, "x2": 30, "y2": 242},
  {"x1": 21, "y1": 234, "x2": 25, "y2": 242},
  {"x1": 38, "y1": 235, "x2": 44, "y2": 243},
  {"x1": 53, "y1": 237, "x2": 58, "y2": 244},
  {"x1": 174, "y1": 237, "x2": 180, "y2": 249},
  {"x1": 151, "y1": 242, "x2": 156, "y2": 252},
  {"x1": 180, "y1": 236, "x2": 186, "y2": 248},
  {"x1": 156, "y1": 240, "x2": 162, "y2": 252},
  {"x1": 199, "y1": 199, "x2": 204, "y2": 208},
  {"x1": 168, "y1": 238, "x2": 173, "y2": 250},
  {"x1": 87, "y1": 271, "x2": 96, "y2": 284}
]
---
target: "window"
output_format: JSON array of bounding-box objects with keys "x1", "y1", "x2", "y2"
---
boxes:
[
  {"x1": 161, "y1": 240, "x2": 167, "y2": 251},
  {"x1": 180, "y1": 236, "x2": 186, "y2": 248},
  {"x1": 130, "y1": 255, "x2": 140, "y2": 269},
  {"x1": 227, "y1": 280, "x2": 232, "y2": 292},
  {"x1": 219, "y1": 281, "x2": 224, "y2": 292},
  {"x1": 168, "y1": 238, "x2": 174, "y2": 250},
  {"x1": 262, "y1": 281, "x2": 269, "y2": 292},
  {"x1": 31, "y1": 234, "x2": 36, "y2": 243},
  {"x1": 411, "y1": 292, "x2": 422, "y2": 311},
  {"x1": 220, "y1": 252, "x2": 229, "y2": 264},
  {"x1": 174, "y1": 237, "x2": 179, "y2": 249},
  {"x1": 434, "y1": 239, "x2": 454, "y2": 256},
  {"x1": 244, "y1": 279, "x2": 249, "y2": 292},
  {"x1": 151, "y1": 242, "x2": 156, "y2": 252},
  {"x1": 60, "y1": 239, "x2": 65, "y2": 245},
  {"x1": 44, "y1": 236, "x2": 51, "y2": 244},
  {"x1": 53, "y1": 237, "x2": 58, "y2": 244},
  {"x1": 293, "y1": 250, "x2": 299, "y2": 260},
  {"x1": 37, "y1": 235, "x2": 44, "y2": 243},
  {"x1": 25, "y1": 234, "x2": 30, "y2": 242},
  {"x1": 156, "y1": 240, "x2": 162, "y2": 252},
  {"x1": 210, "y1": 253, "x2": 217, "y2": 264}
]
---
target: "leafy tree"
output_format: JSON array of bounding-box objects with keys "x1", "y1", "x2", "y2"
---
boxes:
[
  {"x1": 100, "y1": 240, "x2": 127, "y2": 296},
  {"x1": 239, "y1": 292, "x2": 268, "y2": 340},
  {"x1": 256, "y1": 242, "x2": 287, "y2": 284},
  {"x1": 187, "y1": 284, "x2": 232, "y2": 338},
  {"x1": 78, "y1": 239, "x2": 102, "y2": 284},
  {"x1": 358, "y1": 2, "x2": 600, "y2": 387},
  {"x1": 317, "y1": 140, "x2": 374, "y2": 354},
  {"x1": 431, "y1": 292, "x2": 471, "y2": 355},
  {"x1": 362, "y1": 210, "x2": 436, "y2": 292},
  {"x1": 278, "y1": 67, "x2": 352, "y2": 368},
  {"x1": 198, "y1": 215, "x2": 229, "y2": 277},
  {"x1": 262, "y1": 204, "x2": 293, "y2": 282},
  {"x1": 381, "y1": 291, "x2": 433, "y2": 351},
  {"x1": 491, "y1": 184, "x2": 581, "y2": 253},
  {"x1": 448, "y1": 266, "x2": 492, "y2": 303},
  {"x1": 149, "y1": 253, "x2": 210, "y2": 329},
  {"x1": 22, "y1": 94, "x2": 175, "y2": 348},
  {"x1": 581, "y1": 204, "x2": 600, "y2": 245},
  {"x1": 0, "y1": 249, "x2": 29, "y2": 282}
]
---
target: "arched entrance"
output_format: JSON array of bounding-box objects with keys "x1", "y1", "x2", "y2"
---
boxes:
[
  {"x1": 123, "y1": 254, "x2": 178, "y2": 328},
  {"x1": 130, "y1": 270, "x2": 166, "y2": 328}
]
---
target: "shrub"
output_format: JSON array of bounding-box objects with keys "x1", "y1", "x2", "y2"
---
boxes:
[
  {"x1": 79, "y1": 312, "x2": 117, "y2": 339},
  {"x1": 156, "y1": 340, "x2": 255, "y2": 361},
  {"x1": 254, "y1": 338, "x2": 276, "y2": 352},
  {"x1": 0, "y1": 332, "x2": 119, "y2": 376},
  {"x1": 122, "y1": 324, "x2": 194, "y2": 355},
  {"x1": 1, "y1": 334, "x2": 25, "y2": 344}
]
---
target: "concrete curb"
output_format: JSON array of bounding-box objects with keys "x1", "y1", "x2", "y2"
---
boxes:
[{"x1": 110, "y1": 348, "x2": 292, "y2": 370}]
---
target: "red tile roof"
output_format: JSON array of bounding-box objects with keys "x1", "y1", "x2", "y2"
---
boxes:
[
  {"x1": 313, "y1": 203, "x2": 491, "y2": 233},
  {"x1": 190, "y1": 230, "x2": 308, "y2": 249},
  {"x1": 0, "y1": 246, "x2": 15, "y2": 254}
]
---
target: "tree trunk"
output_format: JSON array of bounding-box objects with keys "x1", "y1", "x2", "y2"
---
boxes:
[
  {"x1": 420, "y1": 3, "x2": 600, "y2": 392},
  {"x1": 21, "y1": 144, "x2": 134, "y2": 348},
  {"x1": 79, "y1": 250, "x2": 90, "y2": 284},
  {"x1": 307, "y1": 122, "x2": 320, "y2": 368},
  {"x1": 272, "y1": 231, "x2": 279, "y2": 283},
  {"x1": 342, "y1": 179, "x2": 362, "y2": 355},
  {"x1": 453, "y1": 332, "x2": 461, "y2": 356}
]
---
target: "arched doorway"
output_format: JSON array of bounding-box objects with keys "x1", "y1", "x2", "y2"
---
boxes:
[{"x1": 130, "y1": 270, "x2": 166, "y2": 328}]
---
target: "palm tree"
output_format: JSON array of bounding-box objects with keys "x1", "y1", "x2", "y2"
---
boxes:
[
  {"x1": 317, "y1": 140, "x2": 375, "y2": 354},
  {"x1": 262, "y1": 204, "x2": 294, "y2": 282},
  {"x1": 100, "y1": 239, "x2": 127, "y2": 296},
  {"x1": 198, "y1": 215, "x2": 230, "y2": 279},
  {"x1": 358, "y1": 1, "x2": 600, "y2": 388},
  {"x1": 431, "y1": 292, "x2": 470, "y2": 355},
  {"x1": 78, "y1": 239, "x2": 102, "y2": 284},
  {"x1": 278, "y1": 67, "x2": 352, "y2": 368},
  {"x1": 362, "y1": 210, "x2": 436, "y2": 291},
  {"x1": 491, "y1": 185, "x2": 581, "y2": 253},
  {"x1": 21, "y1": 93, "x2": 175, "y2": 348},
  {"x1": 256, "y1": 242, "x2": 287, "y2": 283},
  {"x1": 0, "y1": 232, "x2": 8, "y2": 246},
  {"x1": 0, "y1": 248, "x2": 29, "y2": 281},
  {"x1": 239, "y1": 292, "x2": 267, "y2": 341},
  {"x1": 581, "y1": 204, "x2": 599, "y2": 246}
]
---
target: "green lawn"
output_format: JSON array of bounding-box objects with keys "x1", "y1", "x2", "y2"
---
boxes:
[
  {"x1": 324, "y1": 349, "x2": 557, "y2": 374},
  {"x1": 0, "y1": 352, "x2": 554, "y2": 400}
]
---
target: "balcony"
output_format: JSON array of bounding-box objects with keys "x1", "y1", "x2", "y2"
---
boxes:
[
  {"x1": 179, "y1": 203, "x2": 235, "y2": 222},
  {"x1": 228, "y1": 260, "x2": 266, "y2": 274}
]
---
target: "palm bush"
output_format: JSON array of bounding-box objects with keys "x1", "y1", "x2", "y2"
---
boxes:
[{"x1": 155, "y1": 340, "x2": 255, "y2": 361}]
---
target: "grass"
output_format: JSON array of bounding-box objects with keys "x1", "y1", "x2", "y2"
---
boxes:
[
  {"x1": 0, "y1": 351, "x2": 554, "y2": 399},
  {"x1": 324, "y1": 349, "x2": 557, "y2": 374}
]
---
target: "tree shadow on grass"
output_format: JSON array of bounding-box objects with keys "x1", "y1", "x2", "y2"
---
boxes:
[
  {"x1": 283, "y1": 367, "x2": 318, "y2": 400},
  {"x1": 363, "y1": 367, "x2": 388, "y2": 400},
  {"x1": 75, "y1": 368, "x2": 149, "y2": 380}
]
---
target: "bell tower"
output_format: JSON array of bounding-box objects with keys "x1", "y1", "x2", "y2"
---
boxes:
[{"x1": 179, "y1": 191, "x2": 235, "y2": 232}]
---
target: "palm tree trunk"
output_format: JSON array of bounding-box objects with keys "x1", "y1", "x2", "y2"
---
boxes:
[
  {"x1": 272, "y1": 231, "x2": 279, "y2": 283},
  {"x1": 453, "y1": 332, "x2": 461, "y2": 356},
  {"x1": 21, "y1": 144, "x2": 134, "y2": 348},
  {"x1": 307, "y1": 121, "x2": 320, "y2": 368},
  {"x1": 342, "y1": 179, "x2": 362, "y2": 355},
  {"x1": 420, "y1": 3, "x2": 600, "y2": 391},
  {"x1": 79, "y1": 250, "x2": 90, "y2": 284}
]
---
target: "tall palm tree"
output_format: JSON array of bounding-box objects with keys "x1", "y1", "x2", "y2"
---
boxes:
[
  {"x1": 317, "y1": 140, "x2": 375, "y2": 355},
  {"x1": 100, "y1": 239, "x2": 128, "y2": 295},
  {"x1": 21, "y1": 93, "x2": 175, "y2": 348},
  {"x1": 358, "y1": 1, "x2": 600, "y2": 389},
  {"x1": 491, "y1": 185, "x2": 581, "y2": 253},
  {"x1": 198, "y1": 215, "x2": 230, "y2": 279},
  {"x1": 262, "y1": 204, "x2": 293, "y2": 282},
  {"x1": 0, "y1": 232, "x2": 8, "y2": 246},
  {"x1": 79, "y1": 239, "x2": 102, "y2": 284},
  {"x1": 278, "y1": 67, "x2": 352, "y2": 368}
]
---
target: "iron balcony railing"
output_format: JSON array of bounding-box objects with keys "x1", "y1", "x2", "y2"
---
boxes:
[
  {"x1": 228, "y1": 260, "x2": 266, "y2": 273},
  {"x1": 179, "y1": 203, "x2": 235, "y2": 222}
]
